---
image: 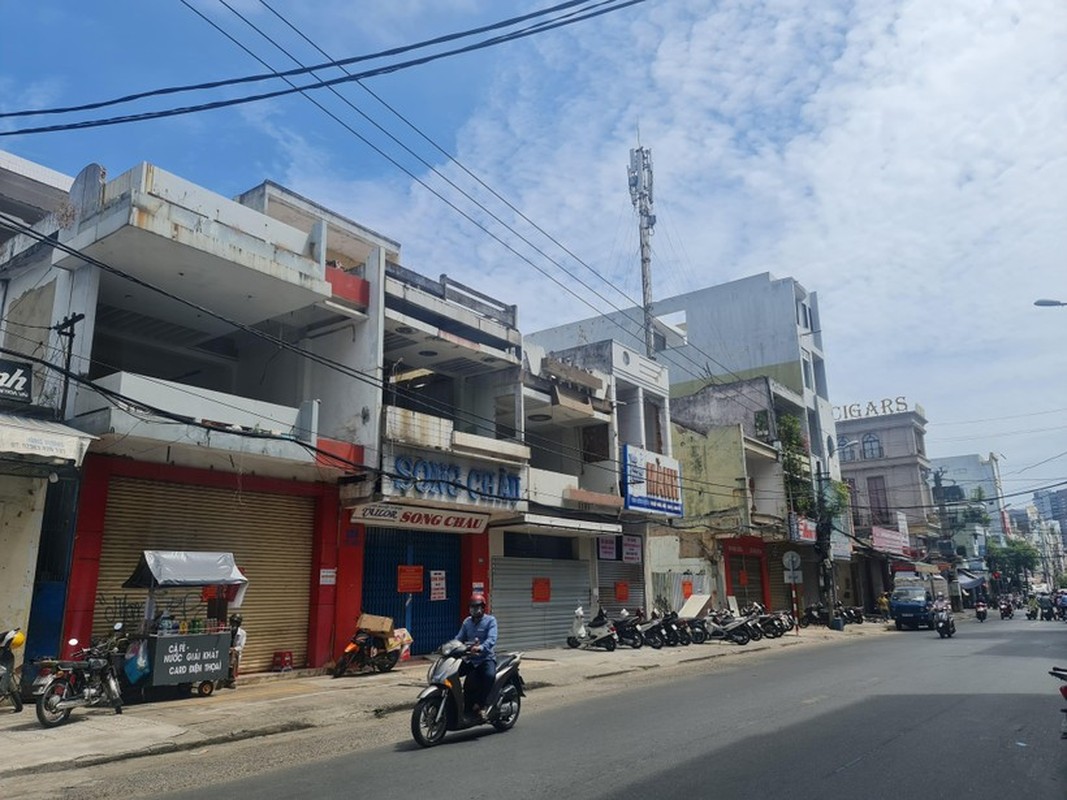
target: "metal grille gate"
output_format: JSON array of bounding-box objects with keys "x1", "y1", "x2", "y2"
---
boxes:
[
  {"x1": 491, "y1": 557, "x2": 590, "y2": 651},
  {"x1": 361, "y1": 528, "x2": 461, "y2": 656}
]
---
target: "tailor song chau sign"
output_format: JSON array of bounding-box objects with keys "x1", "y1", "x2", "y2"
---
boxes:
[{"x1": 623, "y1": 445, "x2": 683, "y2": 516}]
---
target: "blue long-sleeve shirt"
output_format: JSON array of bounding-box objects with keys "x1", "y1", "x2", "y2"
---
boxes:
[{"x1": 455, "y1": 614, "x2": 497, "y2": 665}]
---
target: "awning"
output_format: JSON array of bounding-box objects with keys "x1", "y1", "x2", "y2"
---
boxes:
[
  {"x1": 0, "y1": 413, "x2": 94, "y2": 466},
  {"x1": 492, "y1": 512, "x2": 621, "y2": 536},
  {"x1": 123, "y1": 550, "x2": 249, "y2": 606},
  {"x1": 957, "y1": 569, "x2": 986, "y2": 590}
]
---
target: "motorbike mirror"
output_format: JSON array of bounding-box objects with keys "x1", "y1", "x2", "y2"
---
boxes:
[
  {"x1": 113, "y1": 622, "x2": 124, "y2": 632},
  {"x1": 67, "y1": 638, "x2": 79, "y2": 646}
]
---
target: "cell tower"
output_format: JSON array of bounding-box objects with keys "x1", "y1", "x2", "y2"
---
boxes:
[{"x1": 628, "y1": 146, "x2": 656, "y2": 358}]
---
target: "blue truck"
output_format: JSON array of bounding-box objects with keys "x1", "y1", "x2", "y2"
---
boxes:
[{"x1": 890, "y1": 575, "x2": 949, "y2": 631}]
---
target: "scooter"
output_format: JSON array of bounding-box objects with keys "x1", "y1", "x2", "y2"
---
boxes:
[
  {"x1": 410, "y1": 640, "x2": 525, "y2": 747},
  {"x1": 934, "y1": 606, "x2": 956, "y2": 639},
  {"x1": 33, "y1": 623, "x2": 126, "y2": 727},
  {"x1": 702, "y1": 609, "x2": 752, "y2": 645},
  {"x1": 0, "y1": 628, "x2": 25, "y2": 713},
  {"x1": 611, "y1": 610, "x2": 644, "y2": 649},
  {"x1": 332, "y1": 625, "x2": 405, "y2": 677},
  {"x1": 999, "y1": 599, "x2": 1014, "y2": 619},
  {"x1": 975, "y1": 601, "x2": 987, "y2": 622},
  {"x1": 567, "y1": 606, "x2": 617, "y2": 651},
  {"x1": 1026, "y1": 604, "x2": 1038, "y2": 620}
]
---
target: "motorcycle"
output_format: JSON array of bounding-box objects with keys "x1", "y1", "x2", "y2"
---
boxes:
[
  {"x1": 702, "y1": 609, "x2": 752, "y2": 645},
  {"x1": 999, "y1": 600, "x2": 1014, "y2": 620},
  {"x1": 33, "y1": 623, "x2": 126, "y2": 727},
  {"x1": 1042, "y1": 604, "x2": 1055, "y2": 622},
  {"x1": 333, "y1": 626, "x2": 404, "y2": 677},
  {"x1": 567, "y1": 605, "x2": 617, "y2": 651},
  {"x1": 410, "y1": 640, "x2": 525, "y2": 747},
  {"x1": 974, "y1": 601, "x2": 987, "y2": 622},
  {"x1": 1026, "y1": 604, "x2": 1038, "y2": 620},
  {"x1": 0, "y1": 627, "x2": 25, "y2": 713},
  {"x1": 934, "y1": 606, "x2": 956, "y2": 639},
  {"x1": 611, "y1": 610, "x2": 644, "y2": 649},
  {"x1": 659, "y1": 611, "x2": 691, "y2": 646},
  {"x1": 1049, "y1": 665, "x2": 1067, "y2": 739},
  {"x1": 634, "y1": 611, "x2": 664, "y2": 649}
]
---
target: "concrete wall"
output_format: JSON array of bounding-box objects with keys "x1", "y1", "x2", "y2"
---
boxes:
[
  {"x1": 672, "y1": 423, "x2": 746, "y2": 519},
  {"x1": 0, "y1": 476, "x2": 46, "y2": 671}
]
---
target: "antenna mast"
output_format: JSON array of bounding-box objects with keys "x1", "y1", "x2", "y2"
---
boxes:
[{"x1": 628, "y1": 146, "x2": 656, "y2": 358}]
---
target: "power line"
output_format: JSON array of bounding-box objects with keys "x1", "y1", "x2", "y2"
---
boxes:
[
  {"x1": 0, "y1": 1, "x2": 647, "y2": 137},
  {"x1": 0, "y1": 1, "x2": 598, "y2": 120}
]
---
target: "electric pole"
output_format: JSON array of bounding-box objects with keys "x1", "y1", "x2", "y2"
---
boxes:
[
  {"x1": 628, "y1": 146, "x2": 656, "y2": 358},
  {"x1": 54, "y1": 312, "x2": 85, "y2": 420}
]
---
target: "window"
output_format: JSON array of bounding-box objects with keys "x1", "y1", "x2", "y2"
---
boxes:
[
  {"x1": 801, "y1": 351, "x2": 813, "y2": 390},
  {"x1": 861, "y1": 433, "x2": 884, "y2": 459},
  {"x1": 867, "y1": 476, "x2": 891, "y2": 525},
  {"x1": 915, "y1": 431, "x2": 926, "y2": 457},
  {"x1": 838, "y1": 436, "x2": 858, "y2": 463}
]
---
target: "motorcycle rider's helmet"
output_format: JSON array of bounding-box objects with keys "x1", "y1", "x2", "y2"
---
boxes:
[
  {"x1": 469, "y1": 592, "x2": 487, "y2": 620},
  {"x1": 229, "y1": 614, "x2": 243, "y2": 628},
  {"x1": 936, "y1": 593, "x2": 945, "y2": 600},
  {"x1": 3, "y1": 629, "x2": 25, "y2": 649}
]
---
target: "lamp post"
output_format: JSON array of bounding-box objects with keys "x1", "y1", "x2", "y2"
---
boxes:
[{"x1": 1034, "y1": 298, "x2": 1067, "y2": 307}]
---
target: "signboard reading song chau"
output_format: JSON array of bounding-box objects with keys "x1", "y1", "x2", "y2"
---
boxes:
[{"x1": 149, "y1": 633, "x2": 229, "y2": 686}]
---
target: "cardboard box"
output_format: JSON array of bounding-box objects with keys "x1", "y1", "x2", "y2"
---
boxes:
[{"x1": 357, "y1": 613, "x2": 394, "y2": 636}]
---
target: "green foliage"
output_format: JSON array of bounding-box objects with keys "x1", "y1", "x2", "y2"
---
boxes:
[
  {"x1": 779, "y1": 414, "x2": 814, "y2": 516},
  {"x1": 986, "y1": 540, "x2": 1040, "y2": 580}
]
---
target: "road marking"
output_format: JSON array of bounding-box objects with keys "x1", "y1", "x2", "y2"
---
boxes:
[{"x1": 801, "y1": 694, "x2": 828, "y2": 705}]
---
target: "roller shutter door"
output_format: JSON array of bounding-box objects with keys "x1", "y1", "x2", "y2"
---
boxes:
[
  {"x1": 491, "y1": 557, "x2": 590, "y2": 651},
  {"x1": 727, "y1": 553, "x2": 765, "y2": 609},
  {"x1": 767, "y1": 544, "x2": 790, "y2": 613},
  {"x1": 597, "y1": 561, "x2": 646, "y2": 616},
  {"x1": 92, "y1": 477, "x2": 314, "y2": 673}
]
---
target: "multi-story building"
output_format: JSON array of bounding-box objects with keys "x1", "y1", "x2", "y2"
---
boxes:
[
  {"x1": 1033, "y1": 488, "x2": 1067, "y2": 549},
  {"x1": 928, "y1": 453, "x2": 1010, "y2": 546},
  {"x1": 836, "y1": 400, "x2": 934, "y2": 608}
]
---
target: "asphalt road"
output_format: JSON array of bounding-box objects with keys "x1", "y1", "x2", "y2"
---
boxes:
[{"x1": 161, "y1": 618, "x2": 1067, "y2": 800}]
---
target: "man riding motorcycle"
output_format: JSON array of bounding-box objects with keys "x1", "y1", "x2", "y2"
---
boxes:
[{"x1": 454, "y1": 593, "x2": 497, "y2": 721}]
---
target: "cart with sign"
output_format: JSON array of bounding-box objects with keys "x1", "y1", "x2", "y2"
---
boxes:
[{"x1": 120, "y1": 550, "x2": 248, "y2": 698}]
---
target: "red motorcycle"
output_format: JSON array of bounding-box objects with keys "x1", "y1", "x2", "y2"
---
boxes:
[
  {"x1": 1048, "y1": 666, "x2": 1067, "y2": 739},
  {"x1": 332, "y1": 625, "x2": 406, "y2": 677}
]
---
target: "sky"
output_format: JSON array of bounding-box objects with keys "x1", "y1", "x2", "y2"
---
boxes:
[{"x1": 1, "y1": 0, "x2": 1065, "y2": 502}]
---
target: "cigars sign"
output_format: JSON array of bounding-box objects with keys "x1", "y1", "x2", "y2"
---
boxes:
[{"x1": 832, "y1": 396, "x2": 909, "y2": 421}]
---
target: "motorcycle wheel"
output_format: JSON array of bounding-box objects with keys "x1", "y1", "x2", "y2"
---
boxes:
[
  {"x1": 677, "y1": 628, "x2": 691, "y2": 646},
  {"x1": 566, "y1": 637, "x2": 580, "y2": 649},
  {"x1": 798, "y1": 616, "x2": 810, "y2": 629},
  {"x1": 748, "y1": 625, "x2": 763, "y2": 642},
  {"x1": 332, "y1": 653, "x2": 353, "y2": 678},
  {"x1": 411, "y1": 695, "x2": 448, "y2": 748},
  {"x1": 376, "y1": 650, "x2": 400, "y2": 673},
  {"x1": 690, "y1": 628, "x2": 707, "y2": 645},
  {"x1": 730, "y1": 629, "x2": 750, "y2": 646},
  {"x1": 36, "y1": 680, "x2": 73, "y2": 727},
  {"x1": 624, "y1": 633, "x2": 643, "y2": 650},
  {"x1": 491, "y1": 683, "x2": 521, "y2": 732},
  {"x1": 601, "y1": 636, "x2": 616, "y2": 652},
  {"x1": 644, "y1": 630, "x2": 663, "y2": 649},
  {"x1": 664, "y1": 630, "x2": 679, "y2": 647}
]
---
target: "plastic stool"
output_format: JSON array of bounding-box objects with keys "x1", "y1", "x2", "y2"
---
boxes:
[{"x1": 271, "y1": 651, "x2": 294, "y2": 672}]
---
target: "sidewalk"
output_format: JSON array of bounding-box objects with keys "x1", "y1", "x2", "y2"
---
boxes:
[{"x1": 0, "y1": 622, "x2": 893, "y2": 778}]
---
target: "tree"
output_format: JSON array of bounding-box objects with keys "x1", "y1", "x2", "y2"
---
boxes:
[{"x1": 986, "y1": 540, "x2": 1039, "y2": 588}]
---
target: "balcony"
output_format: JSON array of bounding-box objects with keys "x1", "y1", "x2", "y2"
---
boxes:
[
  {"x1": 528, "y1": 466, "x2": 622, "y2": 512},
  {"x1": 384, "y1": 406, "x2": 528, "y2": 464},
  {"x1": 71, "y1": 371, "x2": 336, "y2": 478}
]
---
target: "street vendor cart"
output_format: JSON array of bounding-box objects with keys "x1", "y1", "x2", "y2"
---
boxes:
[{"x1": 121, "y1": 550, "x2": 248, "y2": 697}]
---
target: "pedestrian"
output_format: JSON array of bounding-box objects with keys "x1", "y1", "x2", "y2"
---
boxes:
[
  {"x1": 225, "y1": 614, "x2": 246, "y2": 688},
  {"x1": 876, "y1": 591, "x2": 890, "y2": 622}
]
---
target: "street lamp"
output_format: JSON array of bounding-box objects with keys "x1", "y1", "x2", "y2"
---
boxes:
[{"x1": 1034, "y1": 298, "x2": 1067, "y2": 307}]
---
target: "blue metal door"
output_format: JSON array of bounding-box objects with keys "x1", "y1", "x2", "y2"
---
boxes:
[{"x1": 362, "y1": 529, "x2": 461, "y2": 655}]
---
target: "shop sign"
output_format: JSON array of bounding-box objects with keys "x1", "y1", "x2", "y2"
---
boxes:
[
  {"x1": 622, "y1": 445, "x2": 683, "y2": 516},
  {"x1": 723, "y1": 540, "x2": 764, "y2": 557},
  {"x1": 383, "y1": 447, "x2": 522, "y2": 508},
  {"x1": 430, "y1": 570, "x2": 446, "y2": 601},
  {"x1": 622, "y1": 535, "x2": 642, "y2": 564},
  {"x1": 831, "y1": 530, "x2": 852, "y2": 561},
  {"x1": 531, "y1": 577, "x2": 551, "y2": 603},
  {"x1": 397, "y1": 565, "x2": 424, "y2": 594},
  {"x1": 872, "y1": 526, "x2": 907, "y2": 556},
  {"x1": 351, "y1": 502, "x2": 490, "y2": 534},
  {"x1": 0, "y1": 359, "x2": 32, "y2": 403},
  {"x1": 598, "y1": 536, "x2": 617, "y2": 560},
  {"x1": 614, "y1": 581, "x2": 629, "y2": 602},
  {"x1": 790, "y1": 515, "x2": 817, "y2": 544},
  {"x1": 150, "y1": 633, "x2": 229, "y2": 686},
  {"x1": 832, "y1": 396, "x2": 909, "y2": 420}
]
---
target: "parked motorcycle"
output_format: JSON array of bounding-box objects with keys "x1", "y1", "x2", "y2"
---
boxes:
[
  {"x1": 660, "y1": 611, "x2": 691, "y2": 646},
  {"x1": 1049, "y1": 665, "x2": 1067, "y2": 740},
  {"x1": 33, "y1": 623, "x2": 126, "y2": 727},
  {"x1": 975, "y1": 601, "x2": 988, "y2": 622},
  {"x1": 0, "y1": 627, "x2": 25, "y2": 713},
  {"x1": 934, "y1": 606, "x2": 956, "y2": 639},
  {"x1": 635, "y1": 611, "x2": 665, "y2": 649},
  {"x1": 333, "y1": 626, "x2": 404, "y2": 677},
  {"x1": 1042, "y1": 604, "x2": 1055, "y2": 622},
  {"x1": 999, "y1": 599, "x2": 1014, "y2": 620},
  {"x1": 702, "y1": 609, "x2": 752, "y2": 645},
  {"x1": 567, "y1": 606, "x2": 617, "y2": 651},
  {"x1": 611, "y1": 610, "x2": 644, "y2": 649},
  {"x1": 410, "y1": 640, "x2": 525, "y2": 747}
]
